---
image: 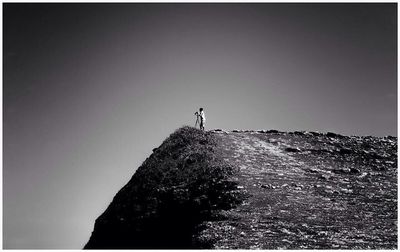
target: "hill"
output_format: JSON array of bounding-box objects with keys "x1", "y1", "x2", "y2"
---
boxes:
[{"x1": 84, "y1": 126, "x2": 397, "y2": 249}]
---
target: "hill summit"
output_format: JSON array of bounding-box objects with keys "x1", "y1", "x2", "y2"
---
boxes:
[{"x1": 85, "y1": 127, "x2": 397, "y2": 249}]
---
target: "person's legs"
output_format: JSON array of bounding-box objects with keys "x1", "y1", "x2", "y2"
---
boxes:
[{"x1": 200, "y1": 120, "x2": 205, "y2": 130}]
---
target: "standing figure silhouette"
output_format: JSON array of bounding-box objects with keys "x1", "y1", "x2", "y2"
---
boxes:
[{"x1": 199, "y1": 108, "x2": 206, "y2": 131}]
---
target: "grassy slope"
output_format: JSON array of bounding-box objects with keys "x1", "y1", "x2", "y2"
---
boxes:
[
  {"x1": 84, "y1": 126, "x2": 245, "y2": 249},
  {"x1": 85, "y1": 127, "x2": 397, "y2": 249}
]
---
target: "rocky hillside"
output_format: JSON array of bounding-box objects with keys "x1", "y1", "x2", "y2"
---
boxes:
[{"x1": 84, "y1": 127, "x2": 397, "y2": 249}]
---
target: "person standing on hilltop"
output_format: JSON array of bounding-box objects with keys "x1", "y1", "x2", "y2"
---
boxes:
[{"x1": 199, "y1": 108, "x2": 206, "y2": 131}]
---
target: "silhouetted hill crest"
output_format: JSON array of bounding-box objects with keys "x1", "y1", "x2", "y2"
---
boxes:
[{"x1": 85, "y1": 126, "x2": 397, "y2": 249}]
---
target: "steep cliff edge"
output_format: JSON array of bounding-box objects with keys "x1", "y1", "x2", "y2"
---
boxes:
[{"x1": 85, "y1": 127, "x2": 397, "y2": 249}]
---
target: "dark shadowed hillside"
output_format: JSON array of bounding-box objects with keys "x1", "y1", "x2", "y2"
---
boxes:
[
  {"x1": 85, "y1": 127, "x2": 397, "y2": 249},
  {"x1": 84, "y1": 127, "x2": 245, "y2": 249}
]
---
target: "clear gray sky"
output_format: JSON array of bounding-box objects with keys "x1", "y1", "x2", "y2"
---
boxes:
[{"x1": 3, "y1": 3, "x2": 397, "y2": 249}]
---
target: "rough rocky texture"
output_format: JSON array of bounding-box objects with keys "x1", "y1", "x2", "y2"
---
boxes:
[
  {"x1": 85, "y1": 127, "x2": 397, "y2": 249},
  {"x1": 203, "y1": 129, "x2": 397, "y2": 249}
]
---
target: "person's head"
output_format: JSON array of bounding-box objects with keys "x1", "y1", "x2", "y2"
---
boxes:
[{"x1": 199, "y1": 108, "x2": 203, "y2": 112}]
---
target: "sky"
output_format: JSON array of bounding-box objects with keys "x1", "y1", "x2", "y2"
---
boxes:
[{"x1": 3, "y1": 3, "x2": 397, "y2": 249}]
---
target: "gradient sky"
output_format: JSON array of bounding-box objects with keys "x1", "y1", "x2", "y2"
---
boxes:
[{"x1": 3, "y1": 3, "x2": 397, "y2": 249}]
